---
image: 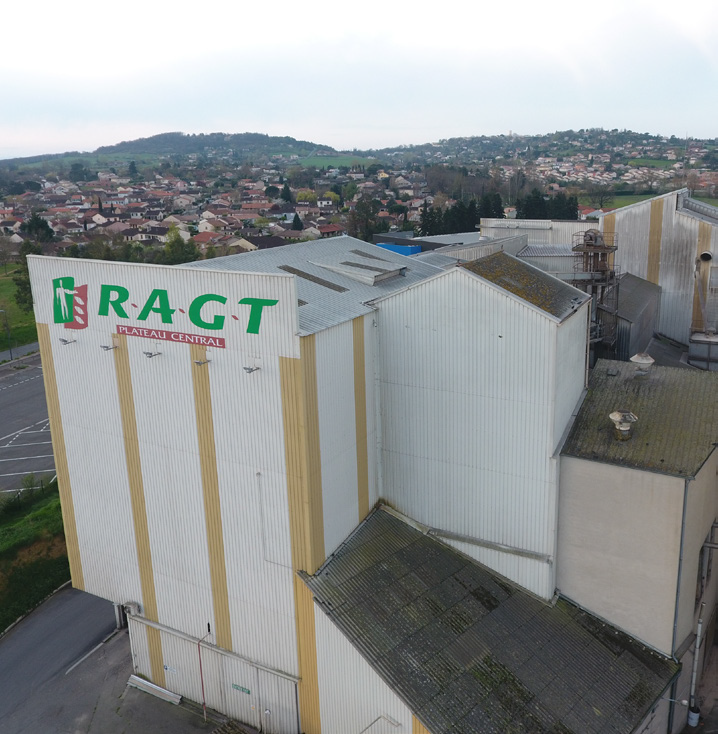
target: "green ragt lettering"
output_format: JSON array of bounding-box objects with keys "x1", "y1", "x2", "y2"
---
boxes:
[
  {"x1": 238, "y1": 298, "x2": 278, "y2": 334},
  {"x1": 138, "y1": 289, "x2": 176, "y2": 324},
  {"x1": 98, "y1": 284, "x2": 130, "y2": 318},
  {"x1": 188, "y1": 293, "x2": 227, "y2": 330}
]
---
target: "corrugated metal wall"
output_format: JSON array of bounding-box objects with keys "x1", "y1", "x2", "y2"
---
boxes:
[
  {"x1": 314, "y1": 604, "x2": 412, "y2": 732},
  {"x1": 600, "y1": 191, "x2": 718, "y2": 344},
  {"x1": 315, "y1": 321, "x2": 360, "y2": 557},
  {"x1": 481, "y1": 219, "x2": 597, "y2": 246},
  {"x1": 376, "y1": 268, "x2": 571, "y2": 598},
  {"x1": 28, "y1": 256, "x2": 303, "y2": 693},
  {"x1": 128, "y1": 617, "x2": 299, "y2": 733}
]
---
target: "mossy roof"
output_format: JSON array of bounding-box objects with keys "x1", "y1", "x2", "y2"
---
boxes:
[
  {"x1": 304, "y1": 507, "x2": 679, "y2": 734},
  {"x1": 461, "y1": 252, "x2": 589, "y2": 321},
  {"x1": 562, "y1": 359, "x2": 718, "y2": 477}
]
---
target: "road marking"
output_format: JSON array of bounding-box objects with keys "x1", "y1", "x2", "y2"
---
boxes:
[
  {"x1": 0, "y1": 441, "x2": 53, "y2": 448},
  {"x1": 0, "y1": 454, "x2": 56, "y2": 462},
  {"x1": 0, "y1": 373, "x2": 43, "y2": 391},
  {"x1": 0, "y1": 420, "x2": 50, "y2": 443}
]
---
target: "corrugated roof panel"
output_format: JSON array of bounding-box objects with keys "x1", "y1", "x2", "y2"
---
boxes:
[
  {"x1": 305, "y1": 508, "x2": 678, "y2": 734},
  {"x1": 183, "y1": 236, "x2": 441, "y2": 335},
  {"x1": 461, "y1": 252, "x2": 589, "y2": 321},
  {"x1": 561, "y1": 358, "x2": 718, "y2": 476}
]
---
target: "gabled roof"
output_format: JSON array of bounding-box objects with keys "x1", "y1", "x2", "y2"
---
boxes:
[
  {"x1": 461, "y1": 252, "x2": 589, "y2": 322},
  {"x1": 304, "y1": 507, "x2": 678, "y2": 734},
  {"x1": 562, "y1": 359, "x2": 718, "y2": 477}
]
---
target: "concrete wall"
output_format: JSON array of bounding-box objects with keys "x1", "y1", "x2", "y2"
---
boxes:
[{"x1": 557, "y1": 457, "x2": 684, "y2": 654}]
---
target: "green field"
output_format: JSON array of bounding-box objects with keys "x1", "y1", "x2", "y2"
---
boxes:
[
  {"x1": 298, "y1": 155, "x2": 378, "y2": 168},
  {"x1": 2, "y1": 151, "x2": 160, "y2": 174},
  {"x1": 627, "y1": 158, "x2": 675, "y2": 169},
  {"x1": 579, "y1": 195, "x2": 718, "y2": 210},
  {"x1": 0, "y1": 272, "x2": 37, "y2": 354},
  {"x1": 0, "y1": 479, "x2": 69, "y2": 633}
]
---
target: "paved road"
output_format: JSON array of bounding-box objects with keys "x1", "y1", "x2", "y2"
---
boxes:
[
  {"x1": 0, "y1": 587, "x2": 116, "y2": 723},
  {"x1": 0, "y1": 353, "x2": 54, "y2": 492},
  {"x1": 0, "y1": 588, "x2": 229, "y2": 734}
]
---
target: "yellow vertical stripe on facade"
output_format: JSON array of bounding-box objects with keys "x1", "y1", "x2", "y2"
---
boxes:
[
  {"x1": 293, "y1": 577, "x2": 322, "y2": 734},
  {"x1": 300, "y1": 335, "x2": 325, "y2": 574},
  {"x1": 280, "y1": 334, "x2": 325, "y2": 733},
  {"x1": 647, "y1": 199, "x2": 664, "y2": 284},
  {"x1": 413, "y1": 715, "x2": 432, "y2": 734},
  {"x1": 353, "y1": 317, "x2": 369, "y2": 521},
  {"x1": 692, "y1": 222, "x2": 713, "y2": 330},
  {"x1": 189, "y1": 344, "x2": 232, "y2": 652},
  {"x1": 113, "y1": 333, "x2": 165, "y2": 688},
  {"x1": 37, "y1": 323, "x2": 84, "y2": 590}
]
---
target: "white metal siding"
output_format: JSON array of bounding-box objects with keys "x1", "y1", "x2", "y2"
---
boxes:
[
  {"x1": 209, "y1": 350, "x2": 298, "y2": 675},
  {"x1": 129, "y1": 343, "x2": 216, "y2": 640},
  {"x1": 481, "y1": 220, "x2": 595, "y2": 246},
  {"x1": 27, "y1": 257, "x2": 301, "y2": 676},
  {"x1": 376, "y1": 269, "x2": 561, "y2": 599},
  {"x1": 48, "y1": 330, "x2": 141, "y2": 603},
  {"x1": 128, "y1": 617, "x2": 298, "y2": 733},
  {"x1": 314, "y1": 605, "x2": 413, "y2": 733},
  {"x1": 553, "y1": 302, "x2": 589, "y2": 448},
  {"x1": 315, "y1": 321, "x2": 360, "y2": 556}
]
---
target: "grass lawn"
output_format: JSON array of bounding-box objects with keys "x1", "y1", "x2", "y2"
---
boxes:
[
  {"x1": 0, "y1": 480, "x2": 69, "y2": 633},
  {"x1": 627, "y1": 158, "x2": 676, "y2": 169},
  {"x1": 298, "y1": 155, "x2": 377, "y2": 168},
  {"x1": 0, "y1": 271, "x2": 37, "y2": 353}
]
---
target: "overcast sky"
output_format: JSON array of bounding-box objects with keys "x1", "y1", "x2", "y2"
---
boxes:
[{"x1": 2, "y1": 0, "x2": 717, "y2": 160}]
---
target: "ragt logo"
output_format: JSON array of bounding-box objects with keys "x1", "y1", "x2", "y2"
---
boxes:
[
  {"x1": 53, "y1": 277, "x2": 88, "y2": 330},
  {"x1": 51, "y1": 277, "x2": 279, "y2": 337}
]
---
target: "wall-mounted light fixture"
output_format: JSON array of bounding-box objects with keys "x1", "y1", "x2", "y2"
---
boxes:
[
  {"x1": 100, "y1": 345, "x2": 118, "y2": 351},
  {"x1": 243, "y1": 366, "x2": 260, "y2": 374},
  {"x1": 143, "y1": 351, "x2": 161, "y2": 359},
  {"x1": 194, "y1": 359, "x2": 211, "y2": 367},
  {"x1": 59, "y1": 338, "x2": 76, "y2": 345}
]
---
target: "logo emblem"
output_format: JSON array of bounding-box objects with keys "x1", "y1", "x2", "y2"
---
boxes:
[{"x1": 53, "y1": 277, "x2": 88, "y2": 330}]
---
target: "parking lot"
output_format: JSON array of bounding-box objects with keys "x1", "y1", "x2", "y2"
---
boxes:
[{"x1": 0, "y1": 354, "x2": 55, "y2": 493}]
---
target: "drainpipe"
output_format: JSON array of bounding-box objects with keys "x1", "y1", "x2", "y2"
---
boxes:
[
  {"x1": 667, "y1": 479, "x2": 689, "y2": 733},
  {"x1": 689, "y1": 602, "x2": 706, "y2": 718}
]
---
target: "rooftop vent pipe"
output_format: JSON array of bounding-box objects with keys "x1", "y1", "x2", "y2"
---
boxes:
[
  {"x1": 609, "y1": 410, "x2": 638, "y2": 441},
  {"x1": 630, "y1": 353, "x2": 655, "y2": 375}
]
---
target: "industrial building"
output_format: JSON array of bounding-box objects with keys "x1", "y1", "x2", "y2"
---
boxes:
[{"x1": 28, "y1": 235, "x2": 711, "y2": 733}]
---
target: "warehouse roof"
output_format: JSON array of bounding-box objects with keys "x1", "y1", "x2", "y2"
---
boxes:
[
  {"x1": 183, "y1": 236, "x2": 442, "y2": 335},
  {"x1": 304, "y1": 507, "x2": 678, "y2": 734},
  {"x1": 461, "y1": 252, "x2": 589, "y2": 321},
  {"x1": 562, "y1": 359, "x2": 718, "y2": 477}
]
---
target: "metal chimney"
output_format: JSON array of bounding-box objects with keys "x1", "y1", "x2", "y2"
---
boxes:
[
  {"x1": 630, "y1": 353, "x2": 655, "y2": 376},
  {"x1": 609, "y1": 410, "x2": 638, "y2": 441}
]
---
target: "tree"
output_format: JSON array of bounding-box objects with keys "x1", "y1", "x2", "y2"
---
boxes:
[
  {"x1": 12, "y1": 242, "x2": 43, "y2": 312},
  {"x1": 516, "y1": 189, "x2": 548, "y2": 219},
  {"x1": 161, "y1": 226, "x2": 200, "y2": 264},
  {"x1": 297, "y1": 191, "x2": 317, "y2": 205},
  {"x1": 128, "y1": 160, "x2": 139, "y2": 179},
  {"x1": 265, "y1": 185, "x2": 280, "y2": 199},
  {"x1": 585, "y1": 183, "x2": 614, "y2": 210},
  {"x1": 291, "y1": 214, "x2": 304, "y2": 231},
  {"x1": 20, "y1": 213, "x2": 54, "y2": 243},
  {"x1": 69, "y1": 162, "x2": 93, "y2": 183},
  {"x1": 0, "y1": 237, "x2": 13, "y2": 274},
  {"x1": 280, "y1": 183, "x2": 293, "y2": 203}
]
